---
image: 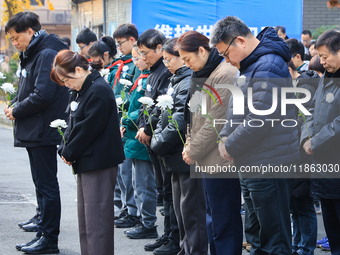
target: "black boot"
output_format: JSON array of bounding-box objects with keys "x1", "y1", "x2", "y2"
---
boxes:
[{"x1": 15, "y1": 236, "x2": 40, "y2": 251}]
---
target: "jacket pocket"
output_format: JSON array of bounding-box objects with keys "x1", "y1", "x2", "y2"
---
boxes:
[{"x1": 15, "y1": 114, "x2": 43, "y2": 143}]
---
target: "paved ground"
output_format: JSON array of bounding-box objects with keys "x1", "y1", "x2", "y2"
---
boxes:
[{"x1": 0, "y1": 100, "x2": 331, "y2": 255}]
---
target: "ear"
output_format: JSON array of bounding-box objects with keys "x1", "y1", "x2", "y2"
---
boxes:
[
  {"x1": 198, "y1": 46, "x2": 206, "y2": 57},
  {"x1": 75, "y1": 66, "x2": 82, "y2": 75},
  {"x1": 296, "y1": 54, "x2": 302, "y2": 61},
  {"x1": 155, "y1": 44, "x2": 163, "y2": 54},
  {"x1": 129, "y1": 37, "x2": 136, "y2": 43},
  {"x1": 235, "y1": 36, "x2": 246, "y2": 48},
  {"x1": 26, "y1": 28, "x2": 35, "y2": 37}
]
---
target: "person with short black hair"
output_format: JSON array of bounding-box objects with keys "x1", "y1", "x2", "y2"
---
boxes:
[
  {"x1": 286, "y1": 38, "x2": 310, "y2": 71},
  {"x1": 76, "y1": 28, "x2": 97, "y2": 58},
  {"x1": 301, "y1": 29, "x2": 313, "y2": 58},
  {"x1": 308, "y1": 55, "x2": 325, "y2": 77},
  {"x1": 4, "y1": 11, "x2": 69, "y2": 254},
  {"x1": 301, "y1": 29, "x2": 340, "y2": 254},
  {"x1": 212, "y1": 16, "x2": 300, "y2": 255},
  {"x1": 275, "y1": 26, "x2": 289, "y2": 40},
  {"x1": 60, "y1": 36, "x2": 71, "y2": 49}
]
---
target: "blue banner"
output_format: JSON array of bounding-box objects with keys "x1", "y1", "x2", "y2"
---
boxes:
[{"x1": 132, "y1": 0, "x2": 302, "y2": 40}]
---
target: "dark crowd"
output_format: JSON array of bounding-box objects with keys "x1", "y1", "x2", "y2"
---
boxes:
[{"x1": 3, "y1": 11, "x2": 340, "y2": 255}]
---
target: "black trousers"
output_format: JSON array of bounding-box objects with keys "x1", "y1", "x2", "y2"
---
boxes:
[
  {"x1": 320, "y1": 198, "x2": 340, "y2": 255},
  {"x1": 26, "y1": 146, "x2": 61, "y2": 242}
]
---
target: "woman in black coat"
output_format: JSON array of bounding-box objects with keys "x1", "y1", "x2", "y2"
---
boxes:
[
  {"x1": 151, "y1": 38, "x2": 208, "y2": 254},
  {"x1": 50, "y1": 50, "x2": 125, "y2": 255}
]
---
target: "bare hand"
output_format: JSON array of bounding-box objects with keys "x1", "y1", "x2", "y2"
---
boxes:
[
  {"x1": 303, "y1": 138, "x2": 313, "y2": 155},
  {"x1": 120, "y1": 126, "x2": 126, "y2": 138},
  {"x1": 4, "y1": 107, "x2": 15, "y2": 120},
  {"x1": 182, "y1": 149, "x2": 194, "y2": 165},
  {"x1": 61, "y1": 156, "x2": 72, "y2": 166},
  {"x1": 135, "y1": 127, "x2": 151, "y2": 146},
  {"x1": 218, "y1": 137, "x2": 234, "y2": 161}
]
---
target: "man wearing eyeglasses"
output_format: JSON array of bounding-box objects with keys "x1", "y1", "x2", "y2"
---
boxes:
[
  {"x1": 212, "y1": 16, "x2": 300, "y2": 255},
  {"x1": 76, "y1": 28, "x2": 97, "y2": 59}
]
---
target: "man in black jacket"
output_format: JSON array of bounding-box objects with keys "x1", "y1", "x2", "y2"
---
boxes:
[{"x1": 4, "y1": 12, "x2": 68, "y2": 254}]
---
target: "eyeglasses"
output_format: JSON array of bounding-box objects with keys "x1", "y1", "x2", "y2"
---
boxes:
[
  {"x1": 116, "y1": 39, "x2": 128, "y2": 48},
  {"x1": 162, "y1": 57, "x2": 178, "y2": 66},
  {"x1": 138, "y1": 49, "x2": 152, "y2": 57},
  {"x1": 132, "y1": 56, "x2": 142, "y2": 62},
  {"x1": 79, "y1": 44, "x2": 88, "y2": 50},
  {"x1": 219, "y1": 37, "x2": 237, "y2": 59}
]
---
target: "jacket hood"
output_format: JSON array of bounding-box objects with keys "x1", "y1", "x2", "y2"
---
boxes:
[
  {"x1": 22, "y1": 30, "x2": 68, "y2": 59},
  {"x1": 170, "y1": 66, "x2": 192, "y2": 85},
  {"x1": 297, "y1": 70, "x2": 320, "y2": 90},
  {"x1": 240, "y1": 27, "x2": 291, "y2": 72}
]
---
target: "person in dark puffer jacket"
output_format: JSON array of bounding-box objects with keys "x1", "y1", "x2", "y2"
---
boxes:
[
  {"x1": 4, "y1": 12, "x2": 68, "y2": 254},
  {"x1": 211, "y1": 16, "x2": 300, "y2": 255}
]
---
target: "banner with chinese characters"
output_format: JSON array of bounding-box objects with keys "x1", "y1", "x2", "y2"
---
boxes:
[{"x1": 132, "y1": 0, "x2": 302, "y2": 40}]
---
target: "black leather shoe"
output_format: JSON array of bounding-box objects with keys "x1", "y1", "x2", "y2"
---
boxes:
[
  {"x1": 114, "y1": 208, "x2": 128, "y2": 220},
  {"x1": 18, "y1": 214, "x2": 40, "y2": 228},
  {"x1": 22, "y1": 222, "x2": 38, "y2": 232},
  {"x1": 115, "y1": 214, "x2": 140, "y2": 228},
  {"x1": 144, "y1": 235, "x2": 169, "y2": 251},
  {"x1": 125, "y1": 224, "x2": 158, "y2": 239},
  {"x1": 20, "y1": 236, "x2": 59, "y2": 254},
  {"x1": 15, "y1": 236, "x2": 40, "y2": 251},
  {"x1": 153, "y1": 240, "x2": 181, "y2": 255}
]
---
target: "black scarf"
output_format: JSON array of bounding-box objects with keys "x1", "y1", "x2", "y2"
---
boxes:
[{"x1": 184, "y1": 48, "x2": 223, "y2": 122}]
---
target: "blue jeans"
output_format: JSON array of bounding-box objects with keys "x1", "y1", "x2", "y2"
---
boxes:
[
  {"x1": 203, "y1": 177, "x2": 242, "y2": 255},
  {"x1": 240, "y1": 178, "x2": 293, "y2": 255},
  {"x1": 132, "y1": 158, "x2": 157, "y2": 228},
  {"x1": 291, "y1": 196, "x2": 317, "y2": 255}
]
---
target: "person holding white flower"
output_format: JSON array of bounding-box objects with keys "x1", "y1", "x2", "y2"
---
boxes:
[
  {"x1": 50, "y1": 50, "x2": 125, "y2": 255},
  {"x1": 150, "y1": 38, "x2": 208, "y2": 254},
  {"x1": 177, "y1": 31, "x2": 242, "y2": 255},
  {"x1": 4, "y1": 12, "x2": 69, "y2": 254}
]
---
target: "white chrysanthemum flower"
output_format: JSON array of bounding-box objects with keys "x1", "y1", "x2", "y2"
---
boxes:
[
  {"x1": 50, "y1": 119, "x2": 68, "y2": 129},
  {"x1": 120, "y1": 79, "x2": 133, "y2": 87},
  {"x1": 167, "y1": 87, "x2": 174, "y2": 96},
  {"x1": 70, "y1": 101, "x2": 79, "y2": 111},
  {"x1": 188, "y1": 91, "x2": 202, "y2": 114},
  {"x1": 147, "y1": 84, "x2": 152, "y2": 92},
  {"x1": 326, "y1": 93, "x2": 335, "y2": 103},
  {"x1": 237, "y1": 75, "x2": 246, "y2": 87},
  {"x1": 22, "y1": 69, "x2": 27, "y2": 77},
  {"x1": 156, "y1": 94, "x2": 174, "y2": 110},
  {"x1": 0, "y1": 83, "x2": 16, "y2": 94},
  {"x1": 261, "y1": 82, "x2": 268, "y2": 89},
  {"x1": 138, "y1": 97, "x2": 154, "y2": 108},
  {"x1": 116, "y1": 97, "x2": 124, "y2": 106},
  {"x1": 122, "y1": 65, "x2": 129, "y2": 72},
  {"x1": 0, "y1": 72, "x2": 6, "y2": 79},
  {"x1": 99, "y1": 69, "x2": 110, "y2": 77}
]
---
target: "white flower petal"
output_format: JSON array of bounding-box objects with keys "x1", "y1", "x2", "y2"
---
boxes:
[
  {"x1": 138, "y1": 97, "x2": 154, "y2": 108},
  {"x1": 0, "y1": 83, "x2": 16, "y2": 94},
  {"x1": 119, "y1": 79, "x2": 133, "y2": 86},
  {"x1": 99, "y1": 69, "x2": 110, "y2": 77},
  {"x1": 188, "y1": 91, "x2": 202, "y2": 114},
  {"x1": 0, "y1": 72, "x2": 6, "y2": 79},
  {"x1": 326, "y1": 93, "x2": 335, "y2": 103},
  {"x1": 122, "y1": 65, "x2": 129, "y2": 72},
  {"x1": 156, "y1": 94, "x2": 174, "y2": 110},
  {"x1": 116, "y1": 97, "x2": 124, "y2": 106},
  {"x1": 70, "y1": 101, "x2": 79, "y2": 111},
  {"x1": 147, "y1": 84, "x2": 152, "y2": 92},
  {"x1": 50, "y1": 119, "x2": 68, "y2": 129}
]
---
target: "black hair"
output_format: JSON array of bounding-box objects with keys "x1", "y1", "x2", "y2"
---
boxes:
[
  {"x1": 60, "y1": 37, "x2": 71, "y2": 47},
  {"x1": 287, "y1": 59, "x2": 297, "y2": 71},
  {"x1": 137, "y1": 29, "x2": 166, "y2": 50},
  {"x1": 113, "y1": 23, "x2": 138, "y2": 40},
  {"x1": 88, "y1": 36, "x2": 117, "y2": 59},
  {"x1": 315, "y1": 29, "x2": 340, "y2": 55},
  {"x1": 309, "y1": 55, "x2": 325, "y2": 74},
  {"x1": 302, "y1": 30, "x2": 312, "y2": 37},
  {"x1": 76, "y1": 28, "x2": 97, "y2": 45},
  {"x1": 210, "y1": 16, "x2": 251, "y2": 47},
  {"x1": 286, "y1": 38, "x2": 305, "y2": 60},
  {"x1": 162, "y1": 38, "x2": 179, "y2": 57},
  {"x1": 275, "y1": 26, "x2": 286, "y2": 34},
  {"x1": 5, "y1": 12, "x2": 41, "y2": 33}
]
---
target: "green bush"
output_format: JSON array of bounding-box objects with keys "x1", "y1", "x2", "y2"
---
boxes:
[{"x1": 311, "y1": 25, "x2": 338, "y2": 39}]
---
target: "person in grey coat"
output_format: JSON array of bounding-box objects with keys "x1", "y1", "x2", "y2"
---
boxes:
[{"x1": 301, "y1": 29, "x2": 340, "y2": 254}]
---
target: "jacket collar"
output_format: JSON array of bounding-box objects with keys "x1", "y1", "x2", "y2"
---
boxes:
[
  {"x1": 78, "y1": 70, "x2": 101, "y2": 96},
  {"x1": 150, "y1": 57, "x2": 164, "y2": 73}
]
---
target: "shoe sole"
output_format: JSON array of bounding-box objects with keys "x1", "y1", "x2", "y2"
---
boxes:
[
  {"x1": 126, "y1": 234, "x2": 158, "y2": 239},
  {"x1": 20, "y1": 249, "x2": 60, "y2": 254}
]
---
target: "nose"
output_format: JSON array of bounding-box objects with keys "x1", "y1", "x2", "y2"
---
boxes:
[{"x1": 185, "y1": 62, "x2": 190, "y2": 68}]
